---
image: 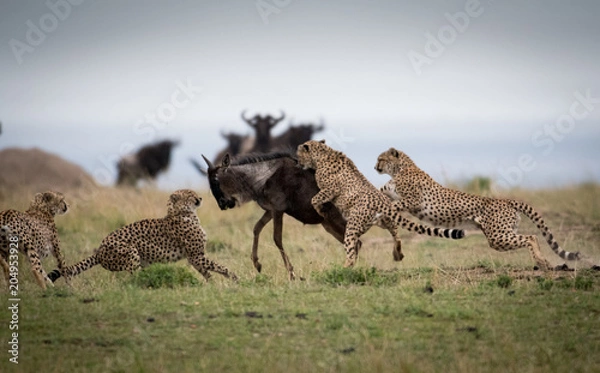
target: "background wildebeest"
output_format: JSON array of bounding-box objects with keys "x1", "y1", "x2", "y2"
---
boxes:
[
  {"x1": 202, "y1": 112, "x2": 324, "y2": 175},
  {"x1": 191, "y1": 152, "x2": 361, "y2": 280},
  {"x1": 212, "y1": 131, "x2": 252, "y2": 165},
  {"x1": 272, "y1": 120, "x2": 325, "y2": 151},
  {"x1": 117, "y1": 139, "x2": 179, "y2": 187},
  {"x1": 241, "y1": 110, "x2": 286, "y2": 153}
]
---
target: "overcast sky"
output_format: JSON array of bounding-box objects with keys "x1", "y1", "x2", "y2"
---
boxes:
[{"x1": 1, "y1": 0, "x2": 599, "y2": 189}]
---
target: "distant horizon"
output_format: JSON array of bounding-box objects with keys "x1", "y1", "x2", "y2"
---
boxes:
[
  {"x1": 1, "y1": 1, "x2": 599, "y2": 191},
  {"x1": 1, "y1": 116, "x2": 598, "y2": 192}
]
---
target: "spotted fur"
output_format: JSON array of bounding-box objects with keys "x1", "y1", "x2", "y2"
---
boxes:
[
  {"x1": 296, "y1": 140, "x2": 465, "y2": 267},
  {"x1": 48, "y1": 189, "x2": 237, "y2": 282},
  {"x1": 0, "y1": 191, "x2": 69, "y2": 289},
  {"x1": 375, "y1": 148, "x2": 580, "y2": 270}
]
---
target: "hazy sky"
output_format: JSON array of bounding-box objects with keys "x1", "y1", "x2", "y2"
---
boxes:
[{"x1": 1, "y1": 0, "x2": 599, "y2": 189}]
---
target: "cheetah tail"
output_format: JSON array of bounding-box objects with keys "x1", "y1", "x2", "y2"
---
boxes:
[
  {"x1": 399, "y1": 217, "x2": 465, "y2": 240},
  {"x1": 385, "y1": 204, "x2": 465, "y2": 239},
  {"x1": 510, "y1": 200, "x2": 580, "y2": 261},
  {"x1": 48, "y1": 252, "x2": 100, "y2": 283}
]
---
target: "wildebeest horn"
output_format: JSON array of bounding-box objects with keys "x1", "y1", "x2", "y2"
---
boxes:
[
  {"x1": 241, "y1": 110, "x2": 253, "y2": 126},
  {"x1": 273, "y1": 110, "x2": 285, "y2": 124},
  {"x1": 202, "y1": 154, "x2": 215, "y2": 170}
]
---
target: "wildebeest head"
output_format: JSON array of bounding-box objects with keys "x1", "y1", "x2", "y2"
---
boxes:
[
  {"x1": 285, "y1": 119, "x2": 325, "y2": 149},
  {"x1": 220, "y1": 131, "x2": 248, "y2": 156},
  {"x1": 202, "y1": 152, "x2": 291, "y2": 211},
  {"x1": 241, "y1": 110, "x2": 285, "y2": 152},
  {"x1": 202, "y1": 154, "x2": 237, "y2": 210}
]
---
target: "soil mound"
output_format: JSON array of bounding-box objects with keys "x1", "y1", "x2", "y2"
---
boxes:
[{"x1": 0, "y1": 147, "x2": 96, "y2": 193}]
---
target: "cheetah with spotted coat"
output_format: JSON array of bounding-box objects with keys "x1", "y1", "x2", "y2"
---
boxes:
[
  {"x1": 375, "y1": 148, "x2": 580, "y2": 270},
  {"x1": 48, "y1": 189, "x2": 237, "y2": 282},
  {"x1": 0, "y1": 191, "x2": 69, "y2": 289},
  {"x1": 296, "y1": 140, "x2": 465, "y2": 268}
]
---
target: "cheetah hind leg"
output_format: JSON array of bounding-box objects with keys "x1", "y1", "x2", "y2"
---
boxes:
[
  {"x1": 98, "y1": 245, "x2": 141, "y2": 273},
  {"x1": 189, "y1": 256, "x2": 238, "y2": 281},
  {"x1": 379, "y1": 217, "x2": 403, "y2": 261},
  {"x1": 489, "y1": 233, "x2": 552, "y2": 271},
  {"x1": 524, "y1": 235, "x2": 555, "y2": 271},
  {"x1": 342, "y1": 219, "x2": 369, "y2": 268}
]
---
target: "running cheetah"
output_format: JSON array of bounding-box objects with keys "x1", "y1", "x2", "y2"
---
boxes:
[
  {"x1": 0, "y1": 191, "x2": 69, "y2": 289},
  {"x1": 48, "y1": 189, "x2": 237, "y2": 282},
  {"x1": 375, "y1": 147, "x2": 580, "y2": 270},
  {"x1": 296, "y1": 140, "x2": 464, "y2": 267}
]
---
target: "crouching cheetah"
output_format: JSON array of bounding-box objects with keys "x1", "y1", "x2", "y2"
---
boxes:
[
  {"x1": 296, "y1": 140, "x2": 465, "y2": 268},
  {"x1": 0, "y1": 191, "x2": 69, "y2": 289},
  {"x1": 48, "y1": 189, "x2": 237, "y2": 282},
  {"x1": 375, "y1": 148, "x2": 580, "y2": 270}
]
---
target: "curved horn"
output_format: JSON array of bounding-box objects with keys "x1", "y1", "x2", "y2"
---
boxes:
[
  {"x1": 274, "y1": 110, "x2": 285, "y2": 123},
  {"x1": 202, "y1": 154, "x2": 215, "y2": 170},
  {"x1": 241, "y1": 110, "x2": 253, "y2": 126},
  {"x1": 271, "y1": 110, "x2": 285, "y2": 128}
]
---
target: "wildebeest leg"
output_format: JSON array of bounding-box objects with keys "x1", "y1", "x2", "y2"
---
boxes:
[
  {"x1": 251, "y1": 211, "x2": 272, "y2": 274},
  {"x1": 272, "y1": 210, "x2": 296, "y2": 280}
]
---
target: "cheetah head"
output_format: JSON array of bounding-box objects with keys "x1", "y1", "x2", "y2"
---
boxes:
[
  {"x1": 296, "y1": 139, "x2": 328, "y2": 170},
  {"x1": 375, "y1": 148, "x2": 415, "y2": 175},
  {"x1": 30, "y1": 191, "x2": 69, "y2": 216},
  {"x1": 168, "y1": 189, "x2": 202, "y2": 214}
]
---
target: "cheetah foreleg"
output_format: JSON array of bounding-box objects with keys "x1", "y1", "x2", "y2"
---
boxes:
[
  {"x1": 311, "y1": 190, "x2": 335, "y2": 217},
  {"x1": 26, "y1": 249, "x2": 52, "y2": 289},
  {"x1": 189, "y1": 256, "x2": 238, "y2": 281}
]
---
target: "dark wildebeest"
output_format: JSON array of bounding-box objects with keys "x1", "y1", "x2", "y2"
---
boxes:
[
  {"x1": 117, "y1": 140, "x2": 179, "y2": 186},
  {"x1": 272, "y1": 120, "x2": 325, "y2": 151},
  {"x1": 213, "y1": 131, "x2": 252, "y2": 165},
  {"x1": 241, "y1": 110, "x2": 285, "y2": 153},
  {"x1": 192, "y1": 152, "x2": 364, "y2": 280}
]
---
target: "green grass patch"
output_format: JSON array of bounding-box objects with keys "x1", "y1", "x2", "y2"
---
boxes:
[
  {"x1": 2, "y1": 184, "x2": 599, "y2": 372},
  {"x1": 312, "y1": 266, "x2": 399, "y2": 286},
  {"x1": 128, "y1": 263, "x2": 200, "y2": 289},
  {"x1": 206, "y1": 239, "x2": 229, "y2": 253}
]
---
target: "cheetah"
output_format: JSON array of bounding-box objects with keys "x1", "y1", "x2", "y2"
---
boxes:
[
  {"x1": 48, "y1": 189, "x2": 237, "y2": 282},
  {"x1": 0, "y1": 191, "x2": 69, "y2": 290},
  {"x1": 296, "y1": 140, "x2": 465, "y2": 268},
  {"x1": 375, "y1": 147, "x2": 580, "y2": 270}
]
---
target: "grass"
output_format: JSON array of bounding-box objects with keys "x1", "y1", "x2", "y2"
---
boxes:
[{"x1": 1, "y1": 184, "x2": 599, "y2": 372}]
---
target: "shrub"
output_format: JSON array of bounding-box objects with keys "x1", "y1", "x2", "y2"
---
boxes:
[
  {"x1": 496, "y1": 275, "x2": 513, "y2": 288},
  {"x1": 129, "y1": 264, "x2": 200, "y2": 289},
  {"x1": 313, "y1": 266, "x2": 398, "y2": 286}
]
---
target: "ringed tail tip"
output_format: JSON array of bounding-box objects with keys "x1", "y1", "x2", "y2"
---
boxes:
[
  {"x1": 47, "y1": 269, "x2": 61, "y2": 283},
  {"x1": 453, "y1": 229, "x2": 465, "y2": 239}
]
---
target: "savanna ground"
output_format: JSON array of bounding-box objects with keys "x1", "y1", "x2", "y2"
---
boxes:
[{"x1": 1, "y1": 183, "x2": 599, "y2": 372}]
